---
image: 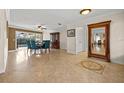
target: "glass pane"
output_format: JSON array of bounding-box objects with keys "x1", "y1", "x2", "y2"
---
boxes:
[{"x1": 91, "y1": 27, "x2": 105, "y2": 55}]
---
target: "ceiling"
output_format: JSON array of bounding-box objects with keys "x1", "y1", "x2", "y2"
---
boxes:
[{"x1": 10, "y1": 9, "x2": 124, "y2": 30}]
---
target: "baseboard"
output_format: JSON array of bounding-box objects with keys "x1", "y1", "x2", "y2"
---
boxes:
[
  {"x1": 0, "y1": 69, "x2": 5, "y2": 74},
  {"x1": 111, "y1": 59, "x2": 124, "y2": 65}
]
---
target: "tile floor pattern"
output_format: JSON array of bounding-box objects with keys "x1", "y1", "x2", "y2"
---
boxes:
[{"x1": 0, "y1": 48, "x2": 124, "y2": 83}]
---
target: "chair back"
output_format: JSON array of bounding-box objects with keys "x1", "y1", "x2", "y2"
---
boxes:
[
  {"x1": 42, "y1": 40, "x2": 50, "y2": 49},
  {"x1": 27, "y1": 40, "x2": 31, "y2": 49},
  {"x1": 30, "y1": 40, "x2": 37, "y2": 49}
]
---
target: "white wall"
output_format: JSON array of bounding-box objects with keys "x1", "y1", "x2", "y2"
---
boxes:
[
  {"x1": 43, "y1": 29, "x2": 60, "y2": 40},
  {"x1": 75, "y1": 27, "x2": 83, "y2": 53},
  {"x1": 67, "y1": 27, "x2": 83, "y2": 54},
  {"x1": 67, "y1": 12, "x2": 124, "y2": 64},
  {"x1": 43, "y1": 31, "x2": 50, "y2": 40},
  {"x1": 55, "y1": 26, "x2": 67, "y2": 49},
  {"x1": 0, "y1": 9, "x2": 8, "y2": 73},
  {"x1": 67, "y1": 36, "x2": 76, "y2": 54},
  {"x1": 67, "y1": 24, "x2": 87, "y2": 52}
]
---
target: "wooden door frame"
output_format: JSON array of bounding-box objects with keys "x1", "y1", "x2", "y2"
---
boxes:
[{"x1": 88, "y1": 21, "x2": 111, "y2": 62}]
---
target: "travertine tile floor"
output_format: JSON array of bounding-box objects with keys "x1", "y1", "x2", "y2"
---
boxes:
[{"x1": 0, "y1": 48, "x2": 124, "y2": 83}]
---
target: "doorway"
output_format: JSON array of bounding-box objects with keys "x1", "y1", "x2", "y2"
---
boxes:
[{"x1": 50, "y1": 32, "x2": 60, "y2": 49}]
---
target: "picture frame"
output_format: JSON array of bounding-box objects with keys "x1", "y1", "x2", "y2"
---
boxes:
[{"x1": 67, "y1": 29, "x2": 75, "y2": 37}]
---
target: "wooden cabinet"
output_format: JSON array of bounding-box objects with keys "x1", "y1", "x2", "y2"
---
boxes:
[{"x1": 50, "y1": 32, "x2": 60, "y2": 49}]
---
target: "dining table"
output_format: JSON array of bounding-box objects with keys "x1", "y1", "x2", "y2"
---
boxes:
[{"x1": 35, "y1": 41, "x2": 43, "y2": 48}]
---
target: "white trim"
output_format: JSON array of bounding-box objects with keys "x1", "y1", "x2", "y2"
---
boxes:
[{"x1": 0, "y1": 69, "x2": 5, "y2": 74}]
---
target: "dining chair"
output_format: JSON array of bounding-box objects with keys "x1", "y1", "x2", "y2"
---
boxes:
[
  {"x1": 30, "y1": 40, "x2": 41, "y2": 53},
  {"x1": 27, "y1": 40, "x2": 32, "y2": 53},
  {"x1": 42, "y1": 40, "x2": 50, "y2": 53}
]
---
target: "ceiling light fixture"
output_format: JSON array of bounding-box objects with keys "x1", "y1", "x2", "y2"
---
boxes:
[
  {"x1": 37, "y1": 26, "x2": 42, "y2": 31},
  {"x1": 58, "y1": 23, "x2": 62, "y2": 25},
  {"x1": 37, "y1": 25, "x2": 47, "y2": 32},
  {"x1": 80, "y1": 9, "x2": 91, "y2": 15}
]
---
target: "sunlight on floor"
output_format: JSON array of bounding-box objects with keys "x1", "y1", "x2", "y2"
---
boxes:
[{"x1": 16, "y1": 49, "x2": 28, "y2": 64}]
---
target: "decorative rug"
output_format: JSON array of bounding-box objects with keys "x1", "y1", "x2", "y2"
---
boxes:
[{"x1": 79, "y1": 60, "x2": 105, "y2": 74}]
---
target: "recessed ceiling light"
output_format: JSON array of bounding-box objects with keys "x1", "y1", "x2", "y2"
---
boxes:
[
  {"x1": 58, "y1": 23, "x2": 62, "y2": 25},
  {"x1": 80, "y1": 9, "x2": 91, "y2": 15}
]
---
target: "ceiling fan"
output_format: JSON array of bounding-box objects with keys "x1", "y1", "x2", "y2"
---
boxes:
[{"x1": 37, "y1": 25, "x2": 47, "y2": 31}]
